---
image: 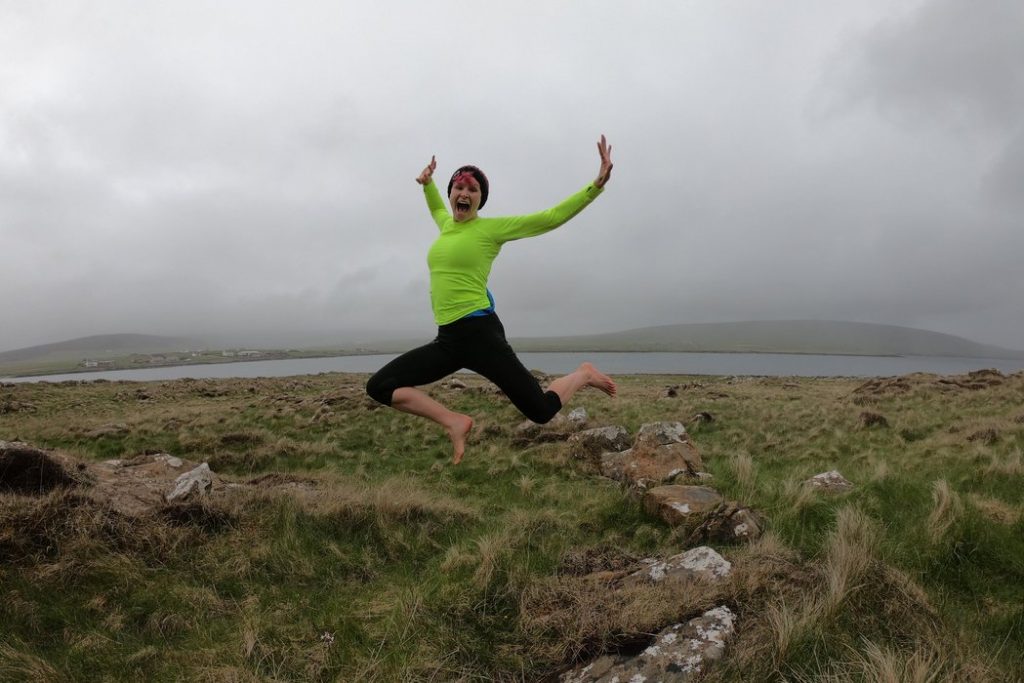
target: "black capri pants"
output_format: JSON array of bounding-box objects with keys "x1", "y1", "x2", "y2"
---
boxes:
[{"x1": 366, "y1": 314, "x2": 562, "y2": 424}]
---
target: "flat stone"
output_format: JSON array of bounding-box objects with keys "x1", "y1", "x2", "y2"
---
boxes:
[
  {"x1": 601, "y1": 442, "x2": 704, "y2": 490},
  {"x1": 807, "y1": 470, "x2": 854, "y2": 493},
  {"x1": 643, "y1": 485, "x2": 724, "y2": 526},
  {"x1": 560, "y1": 606, "x2": 736, "y2": 682},
  {"x1": 624, "y1": 546, "x2": 732, "y2": 585}
]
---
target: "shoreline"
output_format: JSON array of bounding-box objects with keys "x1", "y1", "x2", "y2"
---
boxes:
[{"x1": 0, "y1": 348, "x2": 918, "y2": 380}]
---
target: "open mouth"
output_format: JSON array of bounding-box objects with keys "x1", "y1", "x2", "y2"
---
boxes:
[{"x1": 456, "y1": 200, "x2": 471, "y2": 212}]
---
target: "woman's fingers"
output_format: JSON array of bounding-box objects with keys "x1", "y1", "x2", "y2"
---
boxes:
[
  {"x1": 416, "y1": 155, "x2": 437, "y2": 184},
  {"x1": 595, "y1": 135, "x2": 613, "y2": 188}
]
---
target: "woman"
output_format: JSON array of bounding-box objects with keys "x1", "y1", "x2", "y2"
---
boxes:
[{"x1": 366, "y1": 135, "x2": 617, "y2": 464}]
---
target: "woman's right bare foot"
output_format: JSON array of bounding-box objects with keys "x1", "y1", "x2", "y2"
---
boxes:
[
  {"x1": 581, "y1": 362, "x2": 617, "y2": 397},
  {"x1": 445, "y1": 414, "x2": 474, "y2": 464}
]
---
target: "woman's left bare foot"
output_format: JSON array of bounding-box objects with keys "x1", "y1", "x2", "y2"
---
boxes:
[
  {"x1": 446, "y1": 414, "x2": 474, "y2": 464},
  {"x1": 581, "y1": 362, "x2": 617, "y2": 397}
]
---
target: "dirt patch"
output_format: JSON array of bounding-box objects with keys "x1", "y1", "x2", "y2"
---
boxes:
[
  {"x1": 0, "y1": 442, "x2": 79, "y2": 495},
  {"x1": 160, "y1": 501, "x2": 236, "y2": 531},
  {"x1": 859, "y1": 411, "x2": 889, "y2": 428},
  {"x1": 557, "y1": 545, "x2": 642, "y2": 577},
  {"x1": 967, "y1": 428, "x2": 1000, "y2": 445},
  {"x1": 246, "y1": 472, "x2": 318, "y2": 490},
  {"x1": 218, "y1": 431, "x2": 265, "y2": 448}
]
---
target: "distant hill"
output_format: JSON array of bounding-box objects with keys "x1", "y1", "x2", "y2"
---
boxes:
[
  {"x1": 5, "y1": 323, "x2": 1023, "y2": 369},
  {"x1": 0, "y1": 334, "x2": 205, "y2": 364},
  {"x1": 506, "y1": 320, "x2": 1024, "y2": 359}
]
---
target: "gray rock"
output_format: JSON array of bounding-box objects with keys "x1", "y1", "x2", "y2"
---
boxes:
[
  {"x1": 444, "y1": 378, "x2": 468, "y2": 389},
  {"x1": 599, "y1": 450, "x2": 630, "y2": 481},
  {"x1": 153, "y1": 454, "x2": 184, "y2": 468},
  {"x1": 512, "y1": 413, "x2": 571, "y2": 445},
  {"x1": 807, "y1": 470, "x2": 854, "y2": 493},
  {"x1": 567, "y1": 407, "x2": 588, "y2": 428},
  {"x1": 643, "y1": 485, "x2": 724, "y2": 526},
  {"x1": 637, "y1": 421, "x2": 688, "y2": 446},
  {"x1": 624, "y1": 546, "x2": 732, "y2": 585},
  {"x1": 568, "y1": 426, "x2": 632, "y2": 462},
  {"x1": 687, "y1": 501, "x2": 764, "y2": 544},
  {"x1": 166, "y1": 463, "x2": 214, "y2": 502},
  {"x1": 560, "y1": 606, "x2": 736, "y2": 682}
]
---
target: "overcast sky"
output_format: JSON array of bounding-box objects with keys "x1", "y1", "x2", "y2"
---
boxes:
[{"x1": 2, "y1": 0, "x2": 1022, "y2": 352}]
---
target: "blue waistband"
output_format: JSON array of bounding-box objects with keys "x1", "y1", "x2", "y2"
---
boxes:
[{"x1": 463, "y1": 288, "x2": 496, "y2": 318}]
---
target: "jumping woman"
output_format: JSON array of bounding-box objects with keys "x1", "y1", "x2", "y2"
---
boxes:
[{"x1": 366, "y1": 135, "x2": 617, "y2": 464}]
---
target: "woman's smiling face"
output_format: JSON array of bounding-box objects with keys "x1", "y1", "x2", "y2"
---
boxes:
[{"x1": 449, "y1": 173, "x2": 482, "y2": 222}]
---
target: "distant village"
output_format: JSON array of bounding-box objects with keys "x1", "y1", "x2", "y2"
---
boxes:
[{"x1": 79, "y1": 349, "x2": 280, "y2": 370}]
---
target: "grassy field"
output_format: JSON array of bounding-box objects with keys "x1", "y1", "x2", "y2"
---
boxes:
[{"x1": 1, "y1": 369, "x2": 1023, "y2": 681}]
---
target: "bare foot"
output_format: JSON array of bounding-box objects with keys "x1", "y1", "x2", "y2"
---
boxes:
[
  {"x1": 581, "y1": 362, "x2": 617, "y2": 397},
  {"x1": 445, "y1": 414, "x2": 474, "y2": 464}
]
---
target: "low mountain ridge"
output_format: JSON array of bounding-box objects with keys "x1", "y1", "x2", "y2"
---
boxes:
[
  {"x1": 510, "y1": 320, "x2": 1024, "y2": 359},
  {"x1": 0, "y1": 334, "x2": 204, "y2": 364}
]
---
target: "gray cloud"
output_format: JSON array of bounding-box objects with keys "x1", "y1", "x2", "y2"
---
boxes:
[{"x1": 2, "y1": 0, "x2": 1022, "y2": 352}]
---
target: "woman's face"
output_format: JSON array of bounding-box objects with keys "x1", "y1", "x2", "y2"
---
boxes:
[{"x1": 449, "y1": 174, "x2": 482, "y2": 222}]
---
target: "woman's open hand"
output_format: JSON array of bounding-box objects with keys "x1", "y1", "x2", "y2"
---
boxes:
[
  {"x1": 416, "y1": 156, "x2": 437, "y2": 185},
  {"x1": 594, "y1": 135, "x2": 613, "y2": 188}
]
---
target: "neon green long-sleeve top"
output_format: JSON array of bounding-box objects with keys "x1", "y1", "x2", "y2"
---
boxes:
[{"x1": 423, "y1": 179, "x2": 603, "y2": 325}]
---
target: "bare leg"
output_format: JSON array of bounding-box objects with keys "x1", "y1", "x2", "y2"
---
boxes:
[
  {"x1": 546, "y1": 361, "x2": 617, "y2": 405},
  {"x1": 391, "y1": 387, "x2": 474, "y2": 464}
]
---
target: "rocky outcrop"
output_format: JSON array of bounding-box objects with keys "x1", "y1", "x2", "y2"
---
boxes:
[
  {"x1": 0, "y1": 441, "x2": 235, "y2": 516},
  {"x1": 599, "y1": 421, "x2": 706, "y2": 491},
  {"x1": 560, "y1": 606, "x2": 736, "y2": 683}
]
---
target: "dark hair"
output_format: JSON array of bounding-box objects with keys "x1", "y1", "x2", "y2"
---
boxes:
[{"x1": 447, "y1": 165, "x2": 489, "y2": 209}]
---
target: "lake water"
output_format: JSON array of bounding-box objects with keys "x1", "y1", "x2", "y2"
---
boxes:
[{"x1": 6, "y1": 352, "x2": 1024, "y2": 384}]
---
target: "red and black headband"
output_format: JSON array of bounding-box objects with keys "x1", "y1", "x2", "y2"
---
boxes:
[{"x1": 447, "y1": 165, "x2": 489, "y2": 209}]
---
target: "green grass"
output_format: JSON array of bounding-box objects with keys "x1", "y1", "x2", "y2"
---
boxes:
[{"x1": 2, "y1": 370, "x2": 1023, "y2": 681}]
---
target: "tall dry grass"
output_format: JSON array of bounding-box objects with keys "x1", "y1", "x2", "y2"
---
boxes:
[{"x1": 926, "y1": 479, "x2": 963, "y2": 544}]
